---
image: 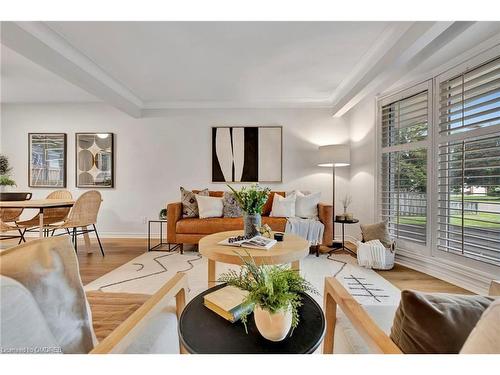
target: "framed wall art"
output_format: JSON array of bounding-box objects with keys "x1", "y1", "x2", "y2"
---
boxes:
[
  {"x1": 76, "y1": 132, "x2": 114, "y2": 188},
  {"x1": 212, "y1": 126, "x2": 282, "y2": 183},
  {"x1": 28, "y1": 133, "x2": 67, "y2": 187}
]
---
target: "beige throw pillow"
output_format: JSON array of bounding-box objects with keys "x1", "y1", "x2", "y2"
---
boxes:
[
  {"x1": 270, "y1": 193, "x2": 296, "y2": 217},
  {"x1": 0, "y1": 236, "x2": 97, "y2": 353},
  {"x1": 180, "y1": 187, "x2": 209, "y2": 218},
  {"x1": 360, "y1": 221, "x2": 393, "y2": 248},
  {"x1": 460, "y1": 298, "x2": 500, "y2": 354},
  {"x1": 196, "y1": 195, "x2": 223, "y2": 219}
]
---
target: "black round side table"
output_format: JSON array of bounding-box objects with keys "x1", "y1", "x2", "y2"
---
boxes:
[
  {"x1": 178, "y1": 284, "x2": 325, "y2": 354},
  {"x1": 331, "y1": 218, "x2": 359, "y2": 256}
]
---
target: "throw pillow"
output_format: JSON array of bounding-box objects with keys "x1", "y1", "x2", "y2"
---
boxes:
[
  {"x1": 222, "y1": 192, "x2": 242, "y2": 218},
  {"x1": 294, "y1": 191, "x2": 320, "y2": 218},
  {"x1": 390, "y1": 290, "x2": 494, "y2": 354},
  {"x1": 270, "y1": 192, "x2": 296, "y2": 218},
  {"x1": 180, "y1": 187, "x2": 209, "y2": 218},
  {"x1": 196, "y1": 195, "x2": 224, "y2": 219},
  {"x1": 460, "y1": 298, "x2": 500, "y2": 354},
  {"x1": 360, "y1": 221, "x2": 392, "y2": 248}
]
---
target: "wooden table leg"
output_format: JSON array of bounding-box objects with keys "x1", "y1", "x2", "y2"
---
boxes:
[
  {"x1": 83, "y1": 226, "x2": 92, "y2": 254},
  {"x1": 208, "y1": 259, "x2": 216, "y2": 288},
  {"x1": 291, "y1": 260, "x2": 300, "y2": 271},
  {"x1": 323, "y1": 291, "x2": 337, "y2": 354},
  {"x1": 39, "y1": 209, "x2": 44, "y2": 238}
]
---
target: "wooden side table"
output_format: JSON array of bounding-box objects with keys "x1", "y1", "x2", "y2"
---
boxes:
[{"x1": 199, "y1": 230, "x2": 309, "y2": 288}]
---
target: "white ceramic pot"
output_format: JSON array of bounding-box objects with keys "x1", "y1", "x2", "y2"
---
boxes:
[{"x1": 253, "y1": 305, "x2": 292, "y2": 342}]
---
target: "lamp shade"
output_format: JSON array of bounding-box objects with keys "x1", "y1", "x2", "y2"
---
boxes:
[{"x1": 318, "y1": 144, "x2": 350, "y2": 167}]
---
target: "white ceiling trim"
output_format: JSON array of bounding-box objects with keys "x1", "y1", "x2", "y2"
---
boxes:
[
  {"x1": 142, "y1": 99, "x2": 333, "y2": 110},
  {"x1": 1, "y1": 21, "x2": 143, "y2": 117},
  {"x1": 331, "y1": 21, "x2": 475, "y2": 117}
]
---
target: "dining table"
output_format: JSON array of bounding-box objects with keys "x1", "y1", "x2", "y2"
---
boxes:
[{"x1": 0, "y1": 199, "x2": 75, "y2": 238}]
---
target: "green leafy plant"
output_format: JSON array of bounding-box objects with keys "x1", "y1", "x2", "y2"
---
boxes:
[
  {"x1": 218, "y1": 252, "x2": 317, "y2": 333},
  {"x1": 0, "y1": 154, "x2": 16, "y2": 187},
  {"x1": 0, "y1": 175, "x2": 16, "y2": 187},
  {"x1": 227, "y1": 183, "x2": 271, "y2": 214}
]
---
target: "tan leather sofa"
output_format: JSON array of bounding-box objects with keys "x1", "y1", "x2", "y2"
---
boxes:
[{"x1": 167, "y1": 190, "x2": 333, "y2": 247}]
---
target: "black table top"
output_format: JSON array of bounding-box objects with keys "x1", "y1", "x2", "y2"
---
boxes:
[
  {"x1": 178, "y1": 284, "x2": 325, "y2": 354},
  {"x1": 334, "y1": 218, "x2": 359, "y2": 224}
]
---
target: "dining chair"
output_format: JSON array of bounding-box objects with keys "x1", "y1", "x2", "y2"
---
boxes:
[
  {"x1": 0, "y1": 208, "x2": 24, "y2": 223},
  {"x1": 16, "y1": 190, "x2": 73, "y2": 237},
  {"x1": 0, "y1": 218, "x2": 26, "y2": 244},
  {"x1": 49, "y1": 190, "x2": 105, "y2": 256}
]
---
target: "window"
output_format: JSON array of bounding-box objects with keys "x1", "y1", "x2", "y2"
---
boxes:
[
  {"x1": 437, "y1": 57, "x2": 500, "y2": 267},
  {"x1": 380, "y1": 86, "x2": 430, "y2": 246}
]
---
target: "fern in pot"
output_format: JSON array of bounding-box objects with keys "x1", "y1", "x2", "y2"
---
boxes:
[{"x1": 218, "y1": 254, "x2": 317, "y2": 342}]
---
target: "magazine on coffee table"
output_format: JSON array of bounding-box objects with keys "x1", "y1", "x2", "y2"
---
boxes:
[{"x1": 218, "y1": 235, "x2": 277, "y2": 250}]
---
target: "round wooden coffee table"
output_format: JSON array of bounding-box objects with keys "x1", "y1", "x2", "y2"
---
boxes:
[{"x1": 199, "y1": 230, "x2": 310, "y2": 287}]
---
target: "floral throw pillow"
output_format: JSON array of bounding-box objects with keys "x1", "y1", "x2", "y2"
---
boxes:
[
  {"x1": 180, "y1": 187, "x2": 209, "y2": 218},
  {"x1": 222, "y1": 192, "x2": 242, "y2": 218}
]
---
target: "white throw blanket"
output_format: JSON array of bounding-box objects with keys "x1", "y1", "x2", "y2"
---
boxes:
[
  {"x1": 356, "y1": 239, "x2": 395, "y2": 270},
  {"x1": 285, "y1": 217, "x2": 324, "y2": 245}
]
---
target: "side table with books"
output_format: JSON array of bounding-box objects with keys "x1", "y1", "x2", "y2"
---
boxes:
[{"x1": 178, "y1": 283, "x2": 325, "y2": 354}]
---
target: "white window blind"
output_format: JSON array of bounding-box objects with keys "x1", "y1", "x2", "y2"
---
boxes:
[
  {"x1": 380, "y1": 88, "x2": 429, "y2": 246},
  {"x1": 439, "y1": 57, "x2": 500, "y2": 135}
]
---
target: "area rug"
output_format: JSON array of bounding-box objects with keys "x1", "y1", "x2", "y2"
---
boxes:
[{"x1": 84, "y1": 251, "x2": 401, "y2": 307}]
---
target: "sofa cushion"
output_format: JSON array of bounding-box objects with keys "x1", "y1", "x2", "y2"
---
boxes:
[
  {"x1": 262, "y1": 192, "x2": 285, "y2": 215},
  {"x1": 390, "y1": 290, "x2": 494, "y2": 354},
  {"x1": 196, "y1": 195, "x2": 223, "y2": 219},
  {"x1": 460, "y1": 298, "x2": 500, "y2": 354},
  {"x1": 270, "y1": 193, "x2": 296, "y2": 217},
  {"x1": 222, "y1": 192, "x2": 242, "y2": 218},
  {"x1": 181, "y1": 187, "x2": 209, "y2": 218},
  {"x1": 176, "y1": 216, "x2": 287, "y2": 234}
]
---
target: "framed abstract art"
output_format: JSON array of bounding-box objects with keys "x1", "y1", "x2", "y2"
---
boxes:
[
  {"x1": 75, "y1": 132, "x2": 114, "y2": 188},
  {"x1": 212, "y1": 126, "x2": 282, "y2": 183},
  {"x1": 28, "y1": 133, "x2": 67, "y2": 188}
]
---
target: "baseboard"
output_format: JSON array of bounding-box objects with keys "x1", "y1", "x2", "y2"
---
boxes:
[{"x1": 395, "y1": 249, "x2": 494, "y2": 295}]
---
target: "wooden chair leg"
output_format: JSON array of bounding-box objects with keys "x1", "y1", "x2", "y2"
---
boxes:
[
  {"x1": 93, "y1": 224, "x2": 105, "y2": 256},
  {"x1": 323, "y1": 290, "x2": 337, "y2": 354}
]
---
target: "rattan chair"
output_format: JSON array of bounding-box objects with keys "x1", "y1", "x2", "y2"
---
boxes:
[
  {"x1": 0, "y1": 208, "x2": 24, "y2": 223},
  {"x1": 0, "y1": 218, "x2": 26, "y2": 244},
  {"x1": 17, "y1": 190, "x2": 73, "y2": 237},
  {"x1": 48, "y1": 190, "x2": 105, "y2": 256}
]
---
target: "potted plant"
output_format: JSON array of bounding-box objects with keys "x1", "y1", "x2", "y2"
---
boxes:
[
  {"x1": 0, "y1": 154, "x2": 16, "y2": 192},
  {"x1": 218, "y1": 254, "x2": 317, "y2": 342},
  {"x1": 227, "y1": 183, "x2": 271, "y2": 237}
]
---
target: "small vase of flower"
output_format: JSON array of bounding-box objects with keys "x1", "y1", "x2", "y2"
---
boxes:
[
  {"x1": 227, "y1": 183, "x2": 271, "y2": 238},
  {"x1": 218, "y1": 253, "x2": 317, "y2": 342}
]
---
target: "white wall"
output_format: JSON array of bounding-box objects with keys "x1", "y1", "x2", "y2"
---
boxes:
[
  {"x1": 343, "y1": 97, "x2": 377, "y2": 240},
  {"x1": 0, "y1": 103, "x2": 350, "y2": 236}
]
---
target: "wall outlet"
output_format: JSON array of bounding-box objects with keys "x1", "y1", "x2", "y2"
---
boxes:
[{"x1": 141, "y1": 216, "x2": 147, "y2": 224}]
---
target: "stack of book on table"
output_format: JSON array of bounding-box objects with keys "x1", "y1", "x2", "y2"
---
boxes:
[{"x1": 203, "y1": 286, "x2": 253, "y2": 322}]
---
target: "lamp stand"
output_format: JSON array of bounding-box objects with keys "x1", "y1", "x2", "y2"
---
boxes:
[{"x1": 329, "y1": 165, "x2": 342, "y2": 249}]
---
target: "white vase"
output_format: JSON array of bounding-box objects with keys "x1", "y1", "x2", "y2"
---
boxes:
[{"x1": 253, "y1": 305, "x2": 292, "y2": 342}]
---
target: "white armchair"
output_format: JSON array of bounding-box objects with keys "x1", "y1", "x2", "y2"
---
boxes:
[{"x1": 0, "y1": 236, "x2": 187, "y2": 354}]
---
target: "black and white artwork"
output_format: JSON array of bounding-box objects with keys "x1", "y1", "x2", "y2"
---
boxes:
[{"x1": 212, "y1": 126, "x2": 282, "y2": 182}]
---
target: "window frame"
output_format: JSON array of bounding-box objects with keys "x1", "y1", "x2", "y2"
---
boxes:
[
  {"x1": 377, "y1": 80, "x2": 433, "y2": 255},
  {"x1": 431, "y1": 47, "x2": 500, "y2": 273},
  {"x1": 376, "y1": 45, "x2": 500, "y2": 275}
]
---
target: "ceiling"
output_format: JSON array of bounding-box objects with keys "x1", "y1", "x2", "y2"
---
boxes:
[
  {"x1": 1, "y1": 21, "x2": 500, "y2": 117},
  {"x1": 1, "y1": 45, "x2": 98, "y2": 103}
]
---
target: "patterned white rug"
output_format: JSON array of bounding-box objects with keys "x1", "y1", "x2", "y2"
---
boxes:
[{"x1": 84, "y1": 250, "x2": 401, "y2": 308}]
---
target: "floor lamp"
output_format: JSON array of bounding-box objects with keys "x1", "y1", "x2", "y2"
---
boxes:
[{"x1": 318, "y1": 144, "x2": 351, "y2": 248}]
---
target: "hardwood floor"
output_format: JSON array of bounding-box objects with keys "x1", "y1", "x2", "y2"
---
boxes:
[{"x1": 2, "y1": 237, "x2": 471, "y2": 294}]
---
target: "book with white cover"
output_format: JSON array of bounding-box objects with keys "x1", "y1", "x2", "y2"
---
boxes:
[{"x1": 218, "y1": 235, "x2": 277, "y2": 250}]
